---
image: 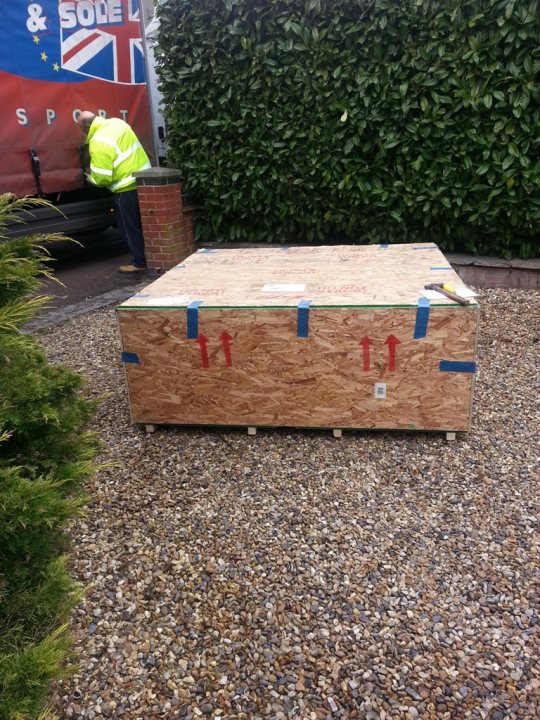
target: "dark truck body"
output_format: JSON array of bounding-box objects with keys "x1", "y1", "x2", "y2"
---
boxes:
[{"x1": 0, "y1": 0, "x2": 154, "y2": 237}]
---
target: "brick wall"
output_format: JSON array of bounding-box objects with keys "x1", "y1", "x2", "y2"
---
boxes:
[{"x1": 134, "y1": 168, "x2": 194, "y2": 273}]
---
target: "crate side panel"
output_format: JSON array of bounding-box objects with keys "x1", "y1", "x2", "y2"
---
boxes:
[{"x1": 117, "y1": 306, "x2": 478, "y2": 431}]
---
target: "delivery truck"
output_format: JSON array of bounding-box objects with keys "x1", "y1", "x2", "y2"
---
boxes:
[{"x1": 0, "y1": 0, "x2": 156, "y2": 236}]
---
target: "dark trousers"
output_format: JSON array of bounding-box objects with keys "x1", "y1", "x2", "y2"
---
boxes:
[{"x1": 115, "y1": 189, "x2": 146, "y2": 268}]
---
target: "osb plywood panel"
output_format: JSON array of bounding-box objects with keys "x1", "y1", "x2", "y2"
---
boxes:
[
  {"x1": 119, "y1": 243, "x2": 468, "y2": 309},
  {"x1": 117, "y1": 305, "x2": 479, "y2": 431}
]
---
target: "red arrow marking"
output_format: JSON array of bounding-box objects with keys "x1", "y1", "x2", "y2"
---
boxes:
[
  {"x1": 196, "y1": 333, "x2": 209, "y2": 369},
  {"x1": 384, "y1": 334, "x2": 401, "y2": 371},
  {"x1": 359, "y1": 335, "x2": 373, "y2": 372},
  {"x1": 220, "y1": 331, "x2": 233, "y2": 367}
]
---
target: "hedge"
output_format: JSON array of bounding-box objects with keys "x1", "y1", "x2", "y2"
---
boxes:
[{"x1": 157, "y1": 0, "x2": 539, "y2": 258}]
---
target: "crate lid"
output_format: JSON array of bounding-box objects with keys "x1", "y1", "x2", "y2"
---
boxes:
[{"x1": 119, "y1": 244, "x2": 478, "y2": 309}]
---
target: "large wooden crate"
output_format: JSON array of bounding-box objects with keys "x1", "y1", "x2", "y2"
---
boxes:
[{"x1": 117, "y1": 244, "x2": 479, "y2": 433}]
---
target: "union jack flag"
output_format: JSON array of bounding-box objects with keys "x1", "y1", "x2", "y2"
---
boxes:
[{"x1": 61, "y1": 0, "x2": 145, "y2": 84}]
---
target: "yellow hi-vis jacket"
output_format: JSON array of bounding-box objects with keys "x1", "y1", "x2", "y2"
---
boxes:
[{"x1": 87, "y1": 117, "x2": 151, "y2": 193}]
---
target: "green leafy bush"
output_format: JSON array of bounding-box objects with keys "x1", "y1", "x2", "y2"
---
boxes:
[
  {"x1": 157, "y1": 0, "x2": 539, "y2": 258},
  {"x1": 0, "y1": 196, "x2": 99, "y2": 719}
]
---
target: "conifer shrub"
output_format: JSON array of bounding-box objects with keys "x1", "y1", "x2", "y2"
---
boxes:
[{"x1": 0, "y1": 195, "x2": 99, "y2": 719}]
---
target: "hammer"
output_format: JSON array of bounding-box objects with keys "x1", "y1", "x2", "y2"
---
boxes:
[{"x1": 424, "y1": 283, "x2": 470, "y2": 305}]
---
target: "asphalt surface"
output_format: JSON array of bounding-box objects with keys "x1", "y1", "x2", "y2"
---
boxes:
[
  {"x1": 27, "y1": 229, "x2": 149, "y2": 331},
  {"x1": 41, "y1": 229, "x2": 133, "y2": 306}
]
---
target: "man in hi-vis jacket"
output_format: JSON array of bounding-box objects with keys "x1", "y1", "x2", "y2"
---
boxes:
[{"x1": 77, "y1": 111, "x2": 151, "y2": 274}]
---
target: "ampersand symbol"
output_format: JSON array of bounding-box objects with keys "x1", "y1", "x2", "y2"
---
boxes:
[{"x1": 27, "y1": 3, "x2": 47, "y2": 33}]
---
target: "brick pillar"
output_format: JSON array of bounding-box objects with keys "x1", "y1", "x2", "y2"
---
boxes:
[{"x1": 134, "y1": 167, "x2": 195, "y2": 273}]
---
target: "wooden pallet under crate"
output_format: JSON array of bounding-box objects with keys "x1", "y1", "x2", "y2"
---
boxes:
[{"x1": 116, "y1": 244, "x2": 480, "y2": 436}]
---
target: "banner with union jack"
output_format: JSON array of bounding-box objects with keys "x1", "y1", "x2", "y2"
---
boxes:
[
  {"x1": 61, "y1": 0, "x2": 145, "y2": 84},
  {"x1": 0, "y1": 0, "x2": 146, "y2": 85},
  {"x1": 0, "y1": 0, "x2": 153, "y2": 196}
]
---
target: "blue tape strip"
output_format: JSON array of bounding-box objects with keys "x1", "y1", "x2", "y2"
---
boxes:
[
  {"x1": 379, "y1": 243, "x2": 389, "y2": 249},
  {"x1": 431, "y1": 266, "x2": 452, "y2": 270},
  {"x1": 413, "y1": 246, "x2": 437, "y2": 250},
  {"x1": 413, "y1": 297, "x2": 430, "y2": 339},
  {"x1": 187, "y1": 300, "x2": 203, "y2": 339},
  {"x1": 439, "y1": 360, "x2": 477, "y2": 373},
  {"x1": 280, "y1": 246, "x2": 289, "y2": 251},
  {"x1": 121, "y1": 352, "x2": 140, "y2": 364},
  {"x1": 297, "y1": 300, "x2": 312, "y2": 338},
  {"x1": 132, "y1": 293, "x2": 150, "y2": 298}
]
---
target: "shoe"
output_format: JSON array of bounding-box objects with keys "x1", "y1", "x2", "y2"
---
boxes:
[{"x1": 119, "y1": 264, "x2": 147, "y2": 274}]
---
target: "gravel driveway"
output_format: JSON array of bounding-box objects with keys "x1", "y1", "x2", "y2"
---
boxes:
[{"x1": 40, "y1": 288, "x2": 539, "y2": 720}]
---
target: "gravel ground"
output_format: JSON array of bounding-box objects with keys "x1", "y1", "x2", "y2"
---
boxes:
[{"x1": 38, "y1": 289, "x2": 539, "y2": 720}]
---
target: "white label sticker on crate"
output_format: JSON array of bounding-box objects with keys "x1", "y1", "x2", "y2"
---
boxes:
[
  {"x1": 262, "y1": 283, "x2": 306, "y2": 292},
  {"x1": 374, "y1": 383, "x2": 387, "y2": 399},
  {"x1": 421, "y1": 287, "x2": 478, "y2": 301},
  {"x1": 454, "y1": 287, "x2": 478, "y2": 298},
  {"x1": 145, "y1": 296, "x2": 191, "y2": 306}
]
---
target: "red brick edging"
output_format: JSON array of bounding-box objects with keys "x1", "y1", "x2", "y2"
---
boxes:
[{"x1": 448, "y1": 256, "x2": 540, "y2": 290}]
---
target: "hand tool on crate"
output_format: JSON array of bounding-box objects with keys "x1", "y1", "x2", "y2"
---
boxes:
[{"x1": 424, "y1": 283, "x2": 470, "y2": 305}]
